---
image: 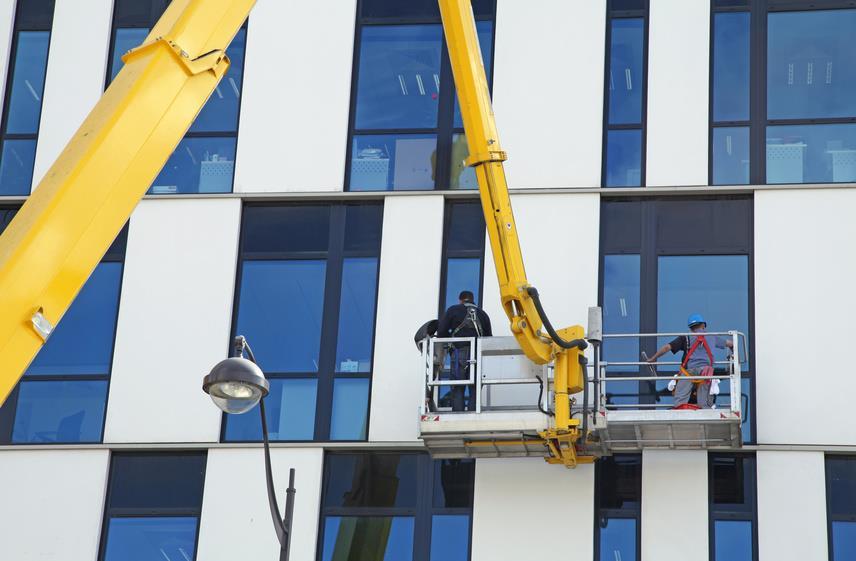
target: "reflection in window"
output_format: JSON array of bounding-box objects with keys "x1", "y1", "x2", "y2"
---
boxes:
[
  {"x1": 103, "y1": 518, "x2": 198, "y2": 561},
  {"x1": 224, "y1": 378, "x2": 317, "y2": 441},
  {"x1": 330, "y1": 378, "x2": 370, "y2": 440},
  {"x1": 12, "y1": 380, "x2": 107, "y2": 443},
  {"x1": 766, "y1": 123, "x2": 856, "y2": 184},
  {"x1": 596, "y1": 455, "x2": 641, "y2": 561},
  {"x1": 713, "y1": 13, "x2": 750, "y2": 123},
  {"x1": 321, "y1": 517, "x2": 414, "y2": 561},
  {"x1": 430, "y1": 515, "x2": 470, "y2": 561},
  {"x1": 599, "y1": 518, "x2": 637, "y2": 561},
  {"x1": 336, "y1": 258, "x2": 379, "y2": 373},
  {"x1": 714, "y1": 520, "x2": 753, "y2": 561},
  {"x1": 710, "y1": 454, "x2": 757, "y2": 561},
  {"x1": 605, "y1": 129, "x2": 642, "y2": 187},
  {"x1": 351, "y1": 133, "x2": 437, "y2": 191},
  {"x1": 713, "y1": 127, "x2": 750, "y2": 185},
  {"x1": 602, "y1": 254, "x2": 640, "y2": 362},
  {"x1": 441, "y1": 202, "x2": 485, "y2": 313},
  {"x1": 0, "y1": 3, "x2": 53, "y2": 195}
]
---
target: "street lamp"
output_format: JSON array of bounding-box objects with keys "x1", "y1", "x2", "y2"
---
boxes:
[{"x1": 203, "y1": 336, "x2": 296, "y2": 561}]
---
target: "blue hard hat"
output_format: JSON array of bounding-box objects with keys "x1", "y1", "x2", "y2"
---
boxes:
[{"x1": 687, "y1": 313, "x2": 706, "y2": 328}]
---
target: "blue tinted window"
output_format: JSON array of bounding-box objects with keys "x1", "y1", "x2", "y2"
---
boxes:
[
  {"x1": 599, "y1": 518, "x2": 636, "y2": 561},
  {"x1": 350, "y1": 133, "x2": 437, "y2": 191},
  {"x1": 766, "y1": 123, "x2": 856, "y2": 184},
  {"x1": 355, "y1": 25, "x2": 442, "y2": 130},
  {"x1": 109, "y1": 28, "x2": 148, "y2": 82},
  {"x1": 103, "y1": 517, "x2": 197, "y2": 561},
  {"x1": 225, "y1": 378, "x2": 317, "y2": 441},
  {"x1": 190, "y1": 28, "x2": 246, "y2": 133},
  {"x1": 12, "y1": 380, "x2": 107, "y2": 443},
  {"x1": 714, "y1": 520, "x2": 753, "y2": 561},
  {"x1": 321, "y1": 517, "x2": 414, "y2": 561},
  {"x1": 826, "y1": 456, "x2": 856, "y2": 517},
  {"x1": 713, "y1": 127, "x2": 750, "y2": 185},
  {"x1": 345, "y1": 205, "x2": 384, "y2": 252},
  {"x1": 0, "y1": 138, "x2": 37, "y2": 195},
  {"x1": 28, "y1": 262, "x2": 122, "y2": 375},
  {"x1": 149, "y1": 136, "x2": 237, "y2": 194},
  {"x1": 453, "y1": 21, "x2": 494, "y2": 127},
  {"x1": 446, "y1": 203, "x2": 484, "y2": 252},
  {"x1": 335, "y1": 258, "x2": 379, "y2": 373},
  {"x1": 713, "y1": 13, "x2": 750, "y2": 122},
  {"x1": 242, "y1": 205, "x2": 331, "y2": 254},
  {"x1": 768, "y1": 10, "x2": 856, "y2": 120},
  {"x1": 608, "y1": 18, "x2": 644, "y2": 125},
  {"x1": 833, "y1": 521, "x2": 856, "y2": 561},
  {"x1": 6, "y1": 31, "x2": 50, "y2": 135},
  {"x1": 109, "y1": 453, "x2": 207, "y2": 510},
  {"x1": 330, "y1": 378, "x2": 370, "y2": 440},
  {"x1": 433, "y1": 459, "x2": 474, "y2": 508},
  {"x1": 605, "y1": 129, "x2": 642, "y2": 187},
  {"x1": 236, "y1": 260, "x2": 326, "y2": 372},
  {"x1": 430, "y1": 515, "x2": 470, "y2": 561},
  {"x1": 602, "y1": 255, "x2": 640, "y2": 363},
  {"x1": 445, "y1": 258, "x2": 481, "y2": 310},
  {"x1": 323, "y1": 454, "x2": 419, "y2": 508}
]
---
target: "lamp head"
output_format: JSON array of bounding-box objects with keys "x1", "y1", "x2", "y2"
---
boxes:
[{"x1": 202, "y1": 357, "x2": 269, "y2": 414}]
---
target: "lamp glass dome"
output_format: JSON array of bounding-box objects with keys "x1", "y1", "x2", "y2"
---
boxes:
[{"x1": 203, "y1": 357, "x2": 270, "y2": 414}]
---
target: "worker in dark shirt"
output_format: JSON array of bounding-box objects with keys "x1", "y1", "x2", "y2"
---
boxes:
[{"x1": 437, "y1": 290, "x2": 492, "y2": 411}]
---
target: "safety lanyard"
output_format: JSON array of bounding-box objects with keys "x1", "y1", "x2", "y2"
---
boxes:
[{"x1": 681, "y1": 335, "x2": 714, "y2": 369}]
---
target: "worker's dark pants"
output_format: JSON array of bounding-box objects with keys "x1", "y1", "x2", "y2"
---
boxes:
[{"x1": 450, "y1": 346, "x2": 475, "y2": 412}]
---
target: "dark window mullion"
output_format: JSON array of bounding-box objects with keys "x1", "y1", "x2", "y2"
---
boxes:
[
  {"x1": 749, "y1": 0, "x2": 765, "y2": 184},
  {"x1": 314, "y1": 206, "x2": 347, "y2": 440},
  {"x1": 434, "y1": 37, "x2": 456, "y2": 191}
]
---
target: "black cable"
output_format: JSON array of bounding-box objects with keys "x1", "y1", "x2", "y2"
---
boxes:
[
  {"x1": 526, "y1": 286, "x2": 588, "y2": 350},
  {"x1": 535, "y1": 375, "x2": 554, "y2": 417}
]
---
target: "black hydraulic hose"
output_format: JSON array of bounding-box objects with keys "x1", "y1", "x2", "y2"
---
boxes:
[
  {"x1": 526, "y1": 286, "x2": 588, "y2": 350},
  {"x1": 580, "y1": 353, "x2": 590, "y2": 452},
  {"x1": 535, "y1": 375, "x2": 555, "y2": 417}
]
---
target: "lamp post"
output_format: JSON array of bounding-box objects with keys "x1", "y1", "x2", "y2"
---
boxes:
[{"x1": 202, "y1": 336, "x2": 296, "y2": 561}]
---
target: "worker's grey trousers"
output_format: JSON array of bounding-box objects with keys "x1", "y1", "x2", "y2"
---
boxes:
[{"x1": 674, "y1": 367, "x2": 712, "y2": 408}]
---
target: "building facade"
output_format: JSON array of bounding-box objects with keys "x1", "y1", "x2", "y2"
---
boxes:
[{"x1": 0, "y1": 0, "x2": 855, "y2": 560}]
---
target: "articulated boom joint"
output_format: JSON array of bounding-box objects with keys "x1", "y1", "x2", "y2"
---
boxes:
[
  {"x1": 123, "y1": 37, "x2": 230, "y2": 78},
  {"x1": 464, "y1": 149, "x2": 508, "y2": 168}
]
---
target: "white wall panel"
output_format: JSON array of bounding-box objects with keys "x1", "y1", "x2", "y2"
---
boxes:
[
  {"x1": 641, "y1": 450, "x2": 708, "y2": 561},
  {"x1": 197, "y1": 448, "x2": 323, "y2": 561},
  {"x1": 482, "y1": 193, "x2": 600, "y2": 337},
  {"x1": 757, "y1": 451, "x2": 828, "y2": 561},
  {"x1": 493, "y1": 0, "x2": 605, "y2": 188},
  {"x1": 105, "y1": 199, "x2": 241, "y2": 443},
  {"x1": 472, "y1": 458, "x2": 594, "y2": 561},
  {"x1": 0, "y1": 0, "x2": 16, "y2": 127},
  {"x1": 0, "y1": 449, "x2": 109, "y2": 560},
  {"x1": 755, "y1": 189, "x2": 856, "y2": 445},
  {"x1": 32, "y1": 0, "x2": 112, "y2": 188},
  {"x1": 646, "y1": 0, "x2": 709, "y2": 187},
  {"x1": 234, "y1": 0, "x2": 356, "y2": 193},
  {"x1": 368, "y1": 195, "x2": 444, "y2": 442}
]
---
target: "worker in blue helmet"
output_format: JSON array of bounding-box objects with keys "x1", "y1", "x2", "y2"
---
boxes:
[{"x1": 646, "y1": 313, "x2": 733, "y2": 409}]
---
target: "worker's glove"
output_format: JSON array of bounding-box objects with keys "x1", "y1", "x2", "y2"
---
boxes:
[{"x1": 667, "y1": 378, "x2": 677, "y2": 392}]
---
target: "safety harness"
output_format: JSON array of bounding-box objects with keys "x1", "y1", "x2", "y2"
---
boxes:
[
  {"x1": 679, "y1": 335, "x2": 714, "y2": 385},
  {"x1": 452, "y1": 302, "x2": 484, "y2": 337}
]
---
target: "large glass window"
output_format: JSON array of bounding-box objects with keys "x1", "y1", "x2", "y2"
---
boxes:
[
  {"x1": 0, "y1": 0, "x2": 54, "y2": 195},
  {"x1": 595, "y1": 454, "x2": 641, "y2": 561},
  {"x1": 0, "y1": 209, "x2": 127, "y2": 444},
  {"x1": 709, "y1": 454, "x2": 758, "y2": 561},
  {"x1": 827, "y1": 455, "x2": 856, "y2": 561},
  {"x1": 106, "y1": 0, "x2": 247, "y2": 194},
  {"x1": 224, "y1": 204, "x2": 383, "y2": 442},
  {"x1": 599, "y1": 197, "x2": 754, "y2": 441},
  {"x1": 98, "y1": 452, "x2": 206, "y2": 561},
  {"x1": 347, "y1": 1, "x2": 496, "y2": 191},
  {"x1": 711, "y1": 1, "x2": 856, "y2": 185},
  {"x1": 603, "y1": 1, "x2": 647, "y2": 187},
  {"x1": 318, "y1": 453, "x2": 474, "y2": 561},
  {"x1": 440, "y1": 201, "x2": 486, "y2": 312}
]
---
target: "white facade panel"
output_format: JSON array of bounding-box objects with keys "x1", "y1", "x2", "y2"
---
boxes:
[
  {"x1": 0, "y1": 0, "x2": 15, "y2": 126},
  {"x1": 0, "y1": 449, "x2": 109, "y2": 560},
  {"x1": 493, "y1": 0, "x2": 605, "y2": 189},
  {"x1": 472, "y1": 458, "x2": 594, "y2": 561},
  {"x1": 757, "y1": 451, "x2": 828, "y2": 561},
  {"x1": 368, "y1": 195, "x2": 444, "y2": 442},
  {"x1": 233, "y1": 0, "x2": 356, "y2": 193},
  {"x1": 197, "y1": 448, "x2": 323, "y2": 561},
  {"x1": 105, "y1": 199, "x2": 241, "y2": 443},
  {"x1": 641, "y1": 450, "x2": 708, "y2": 561},
  {"x1": 32, "y1": 0, "x2": 112, "y2": 188},
  {"x1": 646, "y1": 0, "x2": 709, "y2": 187},
  {"x1": 482, "y1": 193, "x2": 600, "y2": 337},
  {"x1": 755, "y1": 189, "x2": 856, "y2": 445}
]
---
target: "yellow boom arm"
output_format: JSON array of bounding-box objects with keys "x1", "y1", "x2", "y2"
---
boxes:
[
  {"x1": 0, "y1": 0, "x2": 254, "y2": 405},
  {"x1": 439, "y1": 0, "x2": 591, "y2": 466}
]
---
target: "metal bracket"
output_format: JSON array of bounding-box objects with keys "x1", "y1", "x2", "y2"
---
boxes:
[
  {"x1": 464, "y1": 149, "x2": 508, "y2": 168},
  {"x1": 122, "y1": 36, "x2": 230, "y2": 78}
]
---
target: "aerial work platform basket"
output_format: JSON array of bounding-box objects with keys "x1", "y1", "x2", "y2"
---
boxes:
[{"x1": 418, "y1": 330, "x2": 748, "y2": 461}]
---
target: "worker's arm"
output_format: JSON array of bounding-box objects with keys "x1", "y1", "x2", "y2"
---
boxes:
[
  {"x1": 647, "y1": 343, "x2": 673, "y2": 362},
  {"x1": 0, "y1": 0, "x2": 255, "y2": 405},
  {"x1": 648, "y1": 337, "x2": 683, "y2": 362}
]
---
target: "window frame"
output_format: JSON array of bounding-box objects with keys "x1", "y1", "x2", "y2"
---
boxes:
[
  {"x1": 344, "y1": 1, "x2": 497, "y2": 192},
  {"x1": 0, "y1": 0, "x2": 55, "y2": 196},
  {"x1": 438, "y1": 198, "x2": 486, "y2": 317},
  {"x1": 826, "y1": 454, "x2": 856, "y2": 561},
  {"x1": 105, "y1": 0, "x2": 249, "y2": 194},
  {"x1": 708, "y1": 452, "x2": 759, "y2": 561},
  {"x1": 601, "y1": 0, "x2": 650, "y2": 188},
  {"x1": 223, "y1": 202, "x2": 384, "y2": 443},
  {"x1": 97, "y1": 451, "x2": 207, "y2": 561},
  {"x1": 709, "y1": 0, "x2": 856, "y2": 185},
  {"x1": 598, "y1": 196, "x2": 756, "y2": 442},
  {"x1": 593, "y1": 453, "x2": 643, "y2": 561},
  {"x1": 0, "y1": 208, "x2": 127, "y2": 445},
  {"x1": 316, "y1": 451, "x2": 475, "y2": 561}
]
